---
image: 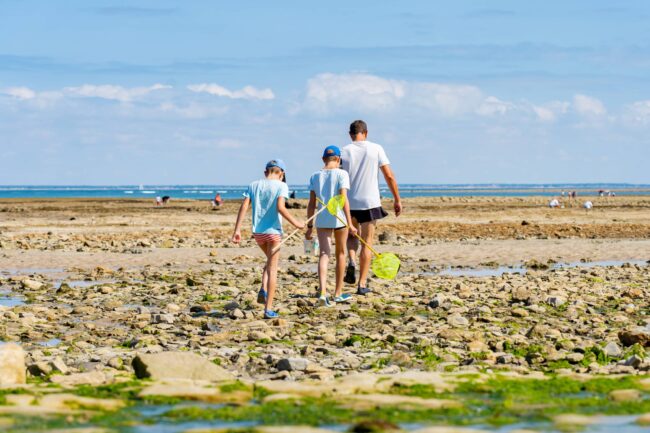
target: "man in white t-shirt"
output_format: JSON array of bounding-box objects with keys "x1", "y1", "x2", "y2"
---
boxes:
[{"x1": 341, "y1": 120, "x2": 402, "y2": 295}]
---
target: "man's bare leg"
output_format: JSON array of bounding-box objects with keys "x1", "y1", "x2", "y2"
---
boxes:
[
  {"x1": 345, "y1": 218, "x2": 360, "y2": 284},
  {"x1": 357, "y1": 220, "x2": 376, "y2": 293}
]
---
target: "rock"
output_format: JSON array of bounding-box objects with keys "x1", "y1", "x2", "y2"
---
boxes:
[
  {"x1": 511, "y1": 286, "x2": 530, "y2": 303},
  {"x1": 447, "y1": 314, "x2": 469, "y2": 328},
  {"x1": 277, "y1": 358, "x2": 310, "y2": 372},
  {"x1": 50, "y1": 357, "x2": 69, "y2": 374},
  {"x1": 512, "y1": 308, "x2": 528, "y2": 317},
  {"x1": 27, "y1": 361, "x2": 52, "y2": 377},
  {"x1": 637, "y1": 413, "x2": 650, "y2": 425},
  {"x1": 391, "y1": 351, "x2": 412, "y2": 366},
  {"x1": 152, "y1": 313, "x2": 175, "y2": 324},
  {"x1": 107, "y1": 357, "x2": 123, "y2": 369},
  {"x1": 350, "y1": 420, "x2": 400, "y2": 432},
  {"x1": 602, "y1": 341, "x2": 622, "y2": 358},
  {"x1": 609, "y1": 389, "x2": 641, "y2": 402},
  {"x1": 428, "y1": 295, "x2": 446, "y2": 308},
  {"x1": 341, "y1": 393, "x2": 460, "y2": 410},
  {"x1": 619, "y1": 326, "x2": 650, "y2": 347},
  {"x1": 132, "y1": 351, "x2": 234, "y2": 382},
  {"x1": 50, "y1": 371, "x2": 109, "y2": 387},
  {"x1": 624, "y1": 355, "x2": 643, "y2": 368},
  {"x1": 21, "y1": 279, "x2": 43, "y2": 290},
  {"x1": 553, "y1": 414, "x2": 595, "y2": 427},
  {"x1": 546, "y1": 296, "x2": 566, "y2": 308},
  {"x1": 0, "y1": 343, "x2": 26, "y2": 385},
  {"x1": 139, "y1": 379, "x2": 251, "y2": 403}
]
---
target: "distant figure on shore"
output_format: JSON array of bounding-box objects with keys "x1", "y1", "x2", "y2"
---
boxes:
[
  {"x1": 599, "y1": 189, "x2": 605, "y2": 197},
  {"x1": 561, "y1": 190, "x2": 565, "y2": 197},
  {"x1": 290, "y1": 190, "x2": 296, "y2": 199},
  {"x1": 155, "y1": 196, "x2": 163, "y2": 206},
  {"x1": 583, "y1": 200, "x2": 593, "y2": 210},
  {"x1": 212, "y1": 193, "x2": 223, "y2": 208},
  {"x1": 549, "y1": 198, "x2": 560, "y2": 208},
  {"x1": 162, "y1": 195, "x2": 170, "y2": 205}
]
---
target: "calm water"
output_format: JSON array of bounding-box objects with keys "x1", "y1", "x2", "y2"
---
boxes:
[{"x1": 0, "y1": 183, "x2": 649, "y2": 200}]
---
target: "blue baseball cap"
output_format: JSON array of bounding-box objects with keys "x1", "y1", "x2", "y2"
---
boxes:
[
  {"x1": 322, "y1": 145, "x2": 341, "y2": 158},
  {"x1": 265, "y1": 159, "x2": 287, "y2": 172}
]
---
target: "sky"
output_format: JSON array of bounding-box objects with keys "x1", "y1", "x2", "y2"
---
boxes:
[{"x1": 1, "y1": 0, "x2": 650, "y2": 185}]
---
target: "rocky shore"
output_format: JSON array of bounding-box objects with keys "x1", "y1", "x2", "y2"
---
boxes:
[{"x1": 0, "y1": 196, "x2": 649, "y2": 432}]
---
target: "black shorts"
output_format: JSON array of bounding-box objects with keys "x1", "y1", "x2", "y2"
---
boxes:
[{"x1": 351, "y1": 207, "x2": 388, "y2": 224}]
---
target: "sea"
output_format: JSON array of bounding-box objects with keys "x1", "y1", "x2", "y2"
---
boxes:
[{"x1": 0, "y1": 184, "x2": 649, "y2": 200}]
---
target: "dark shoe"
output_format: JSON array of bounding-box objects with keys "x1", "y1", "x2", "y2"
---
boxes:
[
  {"x1": 344, "y1": 264, "x2": 356, "y2": 284},
  {"x1": 356, "y1": 287, "x2": 372, "y2": 295},
  {"x1": 257, "y1": 287, "x2": 267, "y2": 304}
]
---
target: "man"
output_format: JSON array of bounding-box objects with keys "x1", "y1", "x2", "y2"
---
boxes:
[{"x1": 341, "y1": 120, "x2": 401, "y2": 295}]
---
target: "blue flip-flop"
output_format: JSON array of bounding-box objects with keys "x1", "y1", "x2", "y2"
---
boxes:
[{"x1": 264, "y1": 310, "x2": 279, "y2": 319}]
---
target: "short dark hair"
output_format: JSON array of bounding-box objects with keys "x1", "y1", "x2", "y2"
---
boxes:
[{"x1": 349, "y1": 120, "x2": 367, "y2": 135}]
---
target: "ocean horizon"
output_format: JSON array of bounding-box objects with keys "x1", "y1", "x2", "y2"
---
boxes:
[{"x1": 0, "y1": 183, "x2": 649, "y2": 200}]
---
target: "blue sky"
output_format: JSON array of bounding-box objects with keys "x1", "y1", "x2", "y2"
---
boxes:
[{"x1": 1, "y1": 0, "x2": 649, "y2": 184}]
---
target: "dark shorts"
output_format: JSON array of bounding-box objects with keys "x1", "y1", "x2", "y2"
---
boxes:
[{"x1": 351, "y1": 207, "x2": 388, "y2": 224}]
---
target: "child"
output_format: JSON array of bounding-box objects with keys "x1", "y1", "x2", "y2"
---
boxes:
[
  {"x1": 305, "y1": 146, "x2": 357, "y2": 306},
  {"x1": 232, "y1": 159, "x2": 304, "y2": 319}
]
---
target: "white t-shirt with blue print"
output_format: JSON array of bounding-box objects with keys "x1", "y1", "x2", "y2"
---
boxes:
[
  {"x1": 243, "y1": 179, "x2": 289, "y2": 234},
  {"x1": 309, "y1": 168, "x2": 350, "y2": 229}
]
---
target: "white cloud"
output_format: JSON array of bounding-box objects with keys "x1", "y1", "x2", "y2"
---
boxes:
[
  {"x1": 187, "y1": 83, "x2": 274, "y2": 100},
  {"x1": 624, "y1": 100, "x2": 650, "y2": 125},
  {"x1": 64, "y1": 83, "x2": 171, "y2": 102},
  {"x1": 304, "y1": 73, "x2": 405, "y2": 113},
  {"x1": 532, "y1": 100, "x2": 570, "y2": 122},
  {"x1": 476, "y1": 96, "x2": 515, "y2": 116},
  {"x1": 573, "y1": 94, "x2": 606, "y2": 116},
  {"x1": 2, "y1": 86, "x2": 36, "y2": 100},
  {"x1": 215, "y1": 138, "x2": 243, "y2": 149}
]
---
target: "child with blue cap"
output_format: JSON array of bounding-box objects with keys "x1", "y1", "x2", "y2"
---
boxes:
[
  {"x1": 305, "y1": 146, "x2": 357, "y2": 306},
  {"x1": 232, "y1": 159, "x2": 304, "y2": 319}
]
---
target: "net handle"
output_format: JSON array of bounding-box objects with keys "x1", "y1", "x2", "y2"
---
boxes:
[
  {"x1": 270, "y1": 205, "x2": 328, "y2": 254},
  {"x1": 315, "y1": 197, "x2": 380, "y2": 257}
]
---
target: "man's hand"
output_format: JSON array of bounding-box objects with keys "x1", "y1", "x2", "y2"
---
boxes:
[
  {"x1": 231, "y1": 231, "x2": 241, "y2": 244},
  {"x1": 294, "y1": 221, "x2": 306, "y2": 230},
  {"x1": 305, "y1": 226, "x2": 313, "y2": 240},
  {"x1": 349, "y1": 225, "x2": 358, "y2": 237},
  {"x1": 394, "y1": 200, "x2": 402, "y2": 217}
]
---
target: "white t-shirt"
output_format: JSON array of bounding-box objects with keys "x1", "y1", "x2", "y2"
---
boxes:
[
  {"x1": 309, "y1": 168, "x2": 350, "y2": 229},
  {"x1": 341, "y1": 140, "x2": 390, "y2": 210}
]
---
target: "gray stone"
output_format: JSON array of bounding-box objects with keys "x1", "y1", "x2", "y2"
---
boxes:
[
  {"x1": 152, "y1": 313, "x2": 175, "y2": 324},
  {"x1": 0, "y1": 343, "x2": 26, "y2": 385},
  {"x1": 132, "y1": 351, "x2": 234, "y2": 382},
  {"x1": 21, "y1": 279, "x2": 43, "y2": 290},
  {"x1": 625, "y1": 355, "x2": 643, "y2": 368},
  {"x1": 447, "y1": 313, "x2": 469, "y2": 328},
  {"x1": 546, "y1": 296, "x2": 566, "y2": 308},
  {"x1": 603, "y1": 341, "x2": 623, "y2": 358},
  {"x1": 277, "y1": 357, "x2": 310, "y2": 372}
]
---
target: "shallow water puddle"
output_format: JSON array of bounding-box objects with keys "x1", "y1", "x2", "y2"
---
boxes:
[
  {"x1": 431, "y1": 259, "x2": 648, "y2": 278},
  {"x1": 53, "y1": 279, "x2": 117, "y2": 289}
]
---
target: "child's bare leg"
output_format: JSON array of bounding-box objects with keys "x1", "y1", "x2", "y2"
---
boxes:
[
  {"x1": 317, "y1": 229, "x2": 333, "y2": 297},
  {"x1": 256, "y1": 242, "x2": 269, "y2": 294},
  {"x1": 334, "y1": 227, "x2": 348, "y2": 297},
  {"x1": 264, "y1": 240, "x2": 281, "y2": 311}
]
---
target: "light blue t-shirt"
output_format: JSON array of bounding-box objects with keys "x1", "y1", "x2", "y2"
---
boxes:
[
  {"x1": 243, "y1": 179, "x2": 289, "y2": 234},
  {"x1": 309, "y1": 168, "x2": 350, "y2": 229}
]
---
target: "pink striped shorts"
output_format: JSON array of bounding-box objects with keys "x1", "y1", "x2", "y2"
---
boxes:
[{"x1": 253, "y1": 233, "x2": 282, "y2": 246}]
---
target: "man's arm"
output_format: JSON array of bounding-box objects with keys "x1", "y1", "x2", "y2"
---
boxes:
[{"x1": 380, "y1": 164, "x2": 402, "y2": 216}]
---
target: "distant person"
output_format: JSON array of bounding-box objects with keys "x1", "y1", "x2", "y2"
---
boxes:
[
  {"x1": 341, "y1": 120, "x2": 401, "y2": 295},
  {"x1": 583, "y1": 200, "x2": 593, "y2": 210},
  {"x1": 290, "y1": 190, "x2": 296, "y2": 199},
  {"x1": 549, "y1": 198, "x2": 560, "y2": 208},
  {"x1": 561, "y1": 190, "x2": 565, "y2": 197},
  {"x1": 305, "y1": 145, "x2": 357, "y2": 307},
  {"x1": 213, "y1": 193, "x2": 223, "y2": 207},
  {"x1": 231, "y1": 159, "x2": 304, "y2": 319},
  {"x1": 155, "y1": 196, "x2": 163, "y2": 206},
  {"x1": 599, "y1": 189, "x2": 605, "y2": 197},
  {"x1": 162, "y1": 195, "x2": 170, "y2": 205}
]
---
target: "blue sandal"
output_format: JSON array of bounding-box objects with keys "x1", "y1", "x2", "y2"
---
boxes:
[{"x1": 334, "y1": 293, "x2": 353, "y2": 303}]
